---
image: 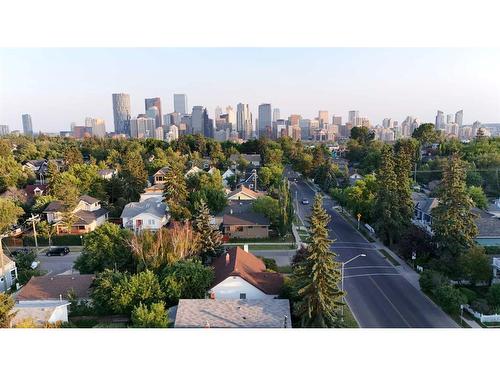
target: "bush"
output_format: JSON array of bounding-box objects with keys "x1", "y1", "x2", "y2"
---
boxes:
[
  {"x1": 419, "y1": 270, "x2": 449, "y2": 294},
  {"x1": 484, "y1": 246, "x2": 500, "y2": 255},
  {"x1": 471, "y1": 298, "x2": 492, "y2": 315},
  {"x1": 459, "y1": 287, "x2": 478, "y2": 305},
  {"x1": 131, "y1": 302, "x2": 169, "y2": 328},
  {"x1": 434, "y1": 285, "x2": 467, "y2": 316},
  {"x1": 258, "y1": 257, "x2": 278, "y2": 272},
  {"x1": 487, "y1": 284, "x2": 500, "y2": 309},
  {"x1": 23, "y1": 234, "x2": 83, "y2": 247}
]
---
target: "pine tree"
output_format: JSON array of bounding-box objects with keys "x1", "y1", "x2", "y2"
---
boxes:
[
  {"x1": 374, "y1": 145, "x2": 403, "y2": 246},
  {"x1": 163, "y1": 164, "x2": 190, "y2": 221},
  {"x1": 293, "y1": 194, "x2": 344, "y2": 327},
  {"x1": 432, "y1": 153, "x2": 478, "y2": 274},
  {"x1": 193, "y1": 199, "x2": 222, "y2": 264},
  {"x1": 394, "y1": 139, "x2": 418, "y2": 230}
]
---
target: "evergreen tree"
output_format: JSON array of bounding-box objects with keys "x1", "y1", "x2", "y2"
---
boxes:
[
  {"x1": 163, "y1": 164, "x2": 191, "y2": 221},
  {"x1": 120, "y1": 151, "x2": 148, "y2": 202},
  {"x1": 277, "y1": 179, "x2": 293, "y2": 237},
  {"x1": 293, "y1": 194, "x2": 343, "y2": 327},
  {"x1": 394, "y1": 139, "x2": 418, "y2": 230},
  {"x1": 432, "y1": 153, "x2": 478, "y2": 274},
  {"x1": 192, "y1": 199, "x2": 222, "y2": 264},
  {"x1": 374, "y1": 145, "x2": 403, "y2": 246}
]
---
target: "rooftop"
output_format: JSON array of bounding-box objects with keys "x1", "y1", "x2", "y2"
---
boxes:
[
  {"x1": 121, "y1": 198, "x2": 167, "y2": 219},
  {"x1": 16, "y1": 274, "x2": 94, "y2": 302},
  {"x1": 174, "y1": 299, "x2": 291, "y2": 328},
  {"x1": 223, "y1": 211, "x2": 270, "y2": 226},
  {"x1": 227, "y1": 185, "x2": 264, "y2": 200}
]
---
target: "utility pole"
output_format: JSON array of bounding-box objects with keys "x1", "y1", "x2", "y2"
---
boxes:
[
  {"x1": 27, "y1": 214, "x2": 40, "y2": 252},
  {"x1": 0, "y1": 234, "x2": 7, "y2": 292}
]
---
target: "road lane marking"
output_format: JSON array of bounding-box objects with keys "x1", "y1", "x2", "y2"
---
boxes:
[
  {"x1": 344, "y1": 273, "x2": 401, "y2": 278},
  {"x1": 368, "y1": 276, "x2": 412, "y2": 328},
  {"x1": 344, "y1": 266, "x2": 395, "y2": 270}
]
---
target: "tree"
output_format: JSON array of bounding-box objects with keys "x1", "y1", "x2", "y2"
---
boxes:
[
  {"x1": 163, "y1": 164, "x2": 190, "y2": 221},
  {"x1": 487, "y1": 284, "x2": 500, "y2": 310},
  {"x1": 0, "y1": 198, "x2": 24, "y2": 233},
  {"x1": 160, "y1": 260, "x2": 214, "y2": 307},
  {"x1": 432, "y1": 154, "x2": 478, "y2": 274},
  {"x1": 394, "y1": 139, "x2": 418, "y2": 230},
  {"x1": 74, "y1": 223, "x2": 134, "y2": 274},
  {"x1": 276, "y1": 180, "x2": 294, "y2": 237},
  {"x1": 90, "y1": 270, "x2": 128, "y2": 314},
  {"x1": 434, "y1": 285, "x2": 467, "y2": 316},
  {"x1": 120, "y1": 151, "x2": 148, "y2": 202},
  {"x1": 49, "y1": 171, "x2": 81, "y2": 229},
  {"x1": 412, "y1": 123, "x2": 440, "y2": 145},
  {"x1": 458, "y1": 246, "x2": 491, "y2": 285},
  {"x1": 350, "y1": 126, "x2": 374, "y2": 145},
  {"x1": 292, "y1": 194, "x2": 343, "y2": 327},
  {"x1": 192, "y1": 200, "x2": 223, "y2": 264},
  {"x1": 373, "y1": 145, "x2": 404, "y2": 246},
  {"x1": 467, "y1": 186, "x2": 488, "y2": 210},
  {"x1": 131, "y1": 302, "x2": 169, "y2": 328},
  {"x1": 0, "y1": 293, "x2": 16, "y2": 328},
  {"x1": 64, "y1": 146, "x2": 83, "y2": 166},
  {"x1": 343, "y1": 174, "x2": 377, "y2": 223},
  {"x1": 252, "y1": 196, "x2": 280, "y2": 227},
  {"x1": 0, "y1": 155, "x2": 28, "y2": 193}
]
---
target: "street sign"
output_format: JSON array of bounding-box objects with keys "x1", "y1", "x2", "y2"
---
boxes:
[{"x1": 357, "y1": 213, "x2": 361, "y2": 221}]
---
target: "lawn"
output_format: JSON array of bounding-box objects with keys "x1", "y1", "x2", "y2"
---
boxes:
[
  {"x1": 378, "y1": 249, "x2": 400, "y2": 266},
  {"x1": 249, "y1": 244, "x2": 296, "y2": 251},
  {"x1": 342, "y1": 304, "x2": 359, "y2": 328}
]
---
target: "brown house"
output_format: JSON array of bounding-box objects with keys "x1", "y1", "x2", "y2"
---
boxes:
[{"x1": 222, "y1": 211, "x2": 270, "y2": 239}]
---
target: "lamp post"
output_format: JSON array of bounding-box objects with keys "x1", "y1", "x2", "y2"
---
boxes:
[{"x1": 341, "y1": 253, "x2": 366, "y2": 318}]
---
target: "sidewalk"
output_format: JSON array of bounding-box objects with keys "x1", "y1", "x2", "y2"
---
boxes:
[{"x1": 461, "y1": 316, "x2": 482, "y2": 328}]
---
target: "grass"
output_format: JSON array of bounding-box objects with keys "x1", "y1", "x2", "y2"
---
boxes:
[
  {"x1": 342, "y1": 305, "x2": 359, "y2": 328},
  {"x1": 226, "y1": 234, "x2": 294, "y2": 243},
  {"x1": 378, "y1": 249, "x2": 400, "y2": 266},
  {"x1": 277, "y1": 265, "x2": 293, "y2": 274},
  {"x1": 249, "y1": 244, "x2": 296, "y2": 251}
]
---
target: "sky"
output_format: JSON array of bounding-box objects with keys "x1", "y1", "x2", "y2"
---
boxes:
[{"x1": 1, "y1": 48, "x2": 500, "y2": 133}]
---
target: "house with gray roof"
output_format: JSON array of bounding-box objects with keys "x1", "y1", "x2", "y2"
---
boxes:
[
  {"x1": 222, "y1": 211, "x2": 270, "y2": 239},
  {"x1": 173, "y1": 299, "x2": 291, "y2": 328},
  {"x1": 121, "y1": 198, "x2": 169, "y2": 231}
]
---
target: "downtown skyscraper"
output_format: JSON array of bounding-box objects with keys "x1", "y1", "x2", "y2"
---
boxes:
[
  {"x1": 112, "y1": 93, "x2": 131, "y2": 135},
  {"x1": 237, "y1": 103, "x2": 253, "y2": 140},
  {"x1": 174, "y1": 94, "x2": 188, "y2": 115},
  {"x1": 258, "y1": 103, "x2": 272, "y2": 138},
  {"x1": 191, "y1": 106, "x2": 204, "y2": 135},
  {"x1": 145, "y1": 97, "x2": 162, "y2": 127},
  {"x1": 22, "y1": 114, "x2": 33, "y2": 136}
]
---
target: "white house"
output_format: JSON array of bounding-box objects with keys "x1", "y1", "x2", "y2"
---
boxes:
[
  {"x1": 227, "y1": 185, "x2": 264, "y2": 201},
  {"x1": 121, "y1": 198, "x2": 169, "y2": 231},
  {"x1": 97, "y1": 168, "x2": 116, "y2": 180},
  {"x1": 0, "y1": 254, "x2": 18, "y2": 291},
  {"x1": 139, "y1": 185, "x2": 164, "y2": 202},
  {"x1": 222, "y1": 168, "x2": 235, "y2": 187},
  {"x1": 184, "y1": 166, "x2": 203, "y2": 178},
  {"x1": 349, "y1": 173, "x2": 364, "y2": 185},
  {"x1": 210, "y1": 247, "x2": 284, "y2": 300}
]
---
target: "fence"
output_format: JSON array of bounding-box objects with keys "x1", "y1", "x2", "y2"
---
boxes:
[{"x1": 463, "y1": 304, "x2": 500, "y2": 323}]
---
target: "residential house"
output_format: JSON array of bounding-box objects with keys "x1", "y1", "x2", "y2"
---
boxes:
[
  {"x1": 24, "y1": 184, "x2": 48, "y2": 200},
  {"x1": 97, "y1": 168, "x2": 116, "y2": 180},
  {"x1": 222, "y1": 211, "x2": 270, "y2": 239},
  {"x1": 349, "y1": 173, "x2": 364, "y2": 185},
  {"x1": 43, "y1": 195, "x2": 108, "y2": 234},
  {"x1": 0, "y1": 187, "x2": 28, "y2": 204},
  {"x1": 11, "y1": 274, "x2": 94, "y2": 326},
  {"x1": 121, "y1": 198, "x2": 169, "y2": 231},
  {"x1": 229, "y1": 153, "x2": 261, "y2": 169},
  {"x1": 139, "y1": 185, "x2": 164, "y2": 202},
  {"x1": 153, "y1": 167, "x2": 169, "y2": 185},
  {"x1": 23, "y1": 159, "x2": 65, "y2": 184},
  {"x1": 173, "y1": 299, "x2": 291, "y2": 328},
  {"x1": 412, "y1": 192, "x2": 439, "y2": 233},
  {"x1": 487, "y1": 198, "x2": 500, "y2": 218},
  {"x1": 222, "y1": 168, "x2": 236, "y2": 188},
  {"x1": 227, "y1": 185, "x2": 264, "y2": 201},
  {"x1": 492, "y1": 257, "x2": 500, "y2": 284},
  {"x1": 184, "y1": 166, "x2": 203, "y2": 178},
  {"x1": 210, "y1": 246, "x2": 283, "y2": 299},
  {"x1": 0, "y1": 254, "x2": 18, "y2": 291}
]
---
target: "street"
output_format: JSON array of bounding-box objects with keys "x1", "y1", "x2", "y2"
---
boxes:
[
  {"x1": 289, "y1": 173, "x2": 457, "y2": 328},
  {"x1": 38, "y1": 250, "x2": 81, "y2": 275}
]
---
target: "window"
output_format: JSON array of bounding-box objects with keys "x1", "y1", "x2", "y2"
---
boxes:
[
  {"x1": 236, "y1": 226, "x2": 244, "y2": 232},
  {"x1": 239, "y1": 293, "x2": 246, "y2": 299}
]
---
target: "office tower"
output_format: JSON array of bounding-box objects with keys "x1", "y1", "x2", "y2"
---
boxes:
[
  {"x1": 163, "y1": 114, "x2": 171, "y2": 126},
  {"x1": 214, "y1": 106, "x2": 223, "y2": 120},
  {"x1": 154, "y1": 126, "x2": 164, "y2": 141},
  {"x1": 129, "y1": 116, "x2": 156, "y2": 139},
  {"x1": 382, "y1": 118, "x2": 395, "y2": 128},
  {"x1": 145, "y1": 97, "x2": 162, "y2": 127},
  {"x1": 22, "y1": 114, "x2": 33, "y2": 136},
  {"x1": 226, "y1": 105, "x2": 236, "y2": 131},
  {"x1": 288, "y1": 114, "x2": 302, "y2": 127},
  {"x1": 258, "y1": 103, "x2": 272, "y2": 138},
  {"x1": 455, "y1": 110, "x2": 463, "y2": 126},
  {"x1": 191, "y1": 106, "x2": 204, "y2": 135},
  {"x1": 0, "y1": 124, "x2": 9, "y2": 136},
  {"x1": 318, "y1": 110, "x2": 329, "y2": 126},
  {"x1": 146, "y1": 106, "x2": 159, "y2": 123},
  {"x1": 85, "y1": 117, "x2": 106, "y2": 138},
  {"x1": 203, "y1": 109, "x2": 214, "y2": 138},
  {"x1": 112, "y1": 93, "x2": 131, "y2": 135},
  {"x1": 237, "y1": 103, "x2": 252, "y2": 139},
  {"x1": 332, "y1": 115, "x2": 342, "y2": 126},
  {"x1": 435, "y1": 110, "x2": 445, "y2": 129},
  {"x1": 299, "y1": 119, "x2": 310, "y2": 140},
  {"x1": 309, "y1": 119, "x2": 320, "y2": 139},
  {"x1": 348, "y1": 110, "x2": 359, "y2": 125},
  {"x1": 169, "y1": 124, "x2": 179, "y2": 141},
  {"x1": 174, "y1": 94, "x2": 188, "y2": 115},
  {"x1": 273, "y1": 108, "x2": 280, "y2": 122},
  {"x1": 446, "y1": 113, "x2": 454, "y2": 124}
]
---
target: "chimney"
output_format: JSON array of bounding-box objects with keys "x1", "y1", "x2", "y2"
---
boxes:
[
  {"x1": 243, "y1": 244, "x2": 249, "y2": 252},
  {"x1": 225, "y1": 253, "x2": 230, "y2": 265},
  {"x1": 209, "y1": 291, "x2": 215, "y2": 299}
]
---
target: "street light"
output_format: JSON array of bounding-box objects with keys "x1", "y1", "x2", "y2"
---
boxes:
[{"x1": 341, "y1": 253, "x2": 366, "y2": 319}]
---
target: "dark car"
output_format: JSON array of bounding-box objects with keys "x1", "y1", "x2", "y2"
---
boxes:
[
  {"x1": 301, "y1": 199, "x2": 310, "y2": 205},
  {"x1": 45, "y1": 247, "x2": 70, "y2": 256}
]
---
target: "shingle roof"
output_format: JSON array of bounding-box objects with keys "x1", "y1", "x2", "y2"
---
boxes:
[
  {"x1": 174, "y1": 299, "x2": 291, "y2": 328},
  {"x1": 227, "y1": 185, "x2": 263, "y2": 200},
  {"x1": 79, "y1": 195, "x2": 99, "y2": 204},
  {"x1": 212, "y1": 247, "x2": 283, "y2": 295},
  {"x1": 223, "y1": 211, "x2": 270, "y2": 226},
  {"x1": 74, "y1": 207, "x2": 108, "y2": 225},
  {"x1": 16, "y1": 274, "x2": 94, "y2": 301},
  {"x1": 154, "y1": 166, "x2": 169, "y2": 176},
  {"x1": 43, "y1": 195, "x2": 100, "y2": 213},
  {"x1": 120, "y1": 198, "x2": 167, "y2": 219},
  {"x1": 229, "y1": 153, "x2": 261, "y2": 163}
]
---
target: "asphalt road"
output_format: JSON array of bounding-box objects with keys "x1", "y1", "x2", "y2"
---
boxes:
[
  {"x1": 38, "y1": 250, "x2": 81, "y2": 276},
  {"x1": 289, "y1": 173, "x2": 457, "y2": 328}
]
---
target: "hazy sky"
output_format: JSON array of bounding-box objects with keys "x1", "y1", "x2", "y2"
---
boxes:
[{"x1": 1, "y1": 48, "x2": 500, "y2": 133}]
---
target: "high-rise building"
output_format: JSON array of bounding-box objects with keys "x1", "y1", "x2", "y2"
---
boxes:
[
  {"x1": 85, "y1": 117, "x2": 106, "y2": 138},
  {"x1": 332, "y1": 115, "x2": 342, "y2": 126},
  {"x1": 435, "y1": 110, "x2": 445, "y2": 129},
  {"x1": 455, "y1": 110, "x2": 463, "y2": 127},
  {"x1": 203, "y1": 109, "x2": 214, "y2": 138},
  {"x1": 191, "y1": 106, "x2": 204, "y2": 135},
  {"x1": 226, "y1": 106, "x2": 236, "y2": 131},
  {"x1": 174, "y1": 94, "x2": 188, "y2": 115},
  {"x1": 348, "y1": 110, "x2": 359, "y2": 126},
  {"x1": 258, "y1": 103, "x2": 272, "y2": 138},
  {"x1": 214, "y1": 106, "x2": 223, "y2": 120},
  {"x1": 318, "y1": 110, "x2": 329, "y2": 126},
  {"x1": 112, "y1": 93, "x2": 131, "y2": 135},
  {"x1": 273, "y1": 108, "x2": 280, "y2": 123},
  {"x1": 446, "y1": 113, "x2": 454, "y2": 124},
  {"x1": 0, "y1": 124, "x2": 9, "y2": 136},
  {"x1": 129, "y1": 116, "x2": 156, "y2": 139},
  {"x1": 22, "y1": 114, "x2": 33, "y2": 136},
  {"x1": 288, "y1": 114, "x2": 302, "y2": 127},
  {"x1": 145, "y1": 97, "x2": 162, "y2": 127},
  {"x1": 237, "y1": 103, "x2": 253, "y2": 139}
]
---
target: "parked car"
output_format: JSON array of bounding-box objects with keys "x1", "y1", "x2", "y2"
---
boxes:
[
  {"x1": 45, "y1": 247, "x2": 70, "y2": 256},
  {"x1": 301, "y1": 199, "x2": 309, "y2": 205}
]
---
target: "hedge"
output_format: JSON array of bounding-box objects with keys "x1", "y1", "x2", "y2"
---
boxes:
[{"x1": 23, "y1": 234, "x2": 84, "y2": 247}]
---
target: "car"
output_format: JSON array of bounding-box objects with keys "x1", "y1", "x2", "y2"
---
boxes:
[
  {"x1": 301, "y1": 199, "x2": 309, "y2": 205},
  {"x1": 45, "y1": 247, "x2": 70, "y2": 256}
]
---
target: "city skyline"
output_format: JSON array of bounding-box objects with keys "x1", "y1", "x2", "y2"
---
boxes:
[{"x1": 1, "y1": 48, "x2": 500, "y2": 132}]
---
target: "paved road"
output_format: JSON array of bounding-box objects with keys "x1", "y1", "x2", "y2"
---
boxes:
[
  {"x1": 289, "y1": 173, "x2": 457, "y2": 328},
  {"x1": 38, "y1": 250, "x2": 81, "y2": 276}
]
